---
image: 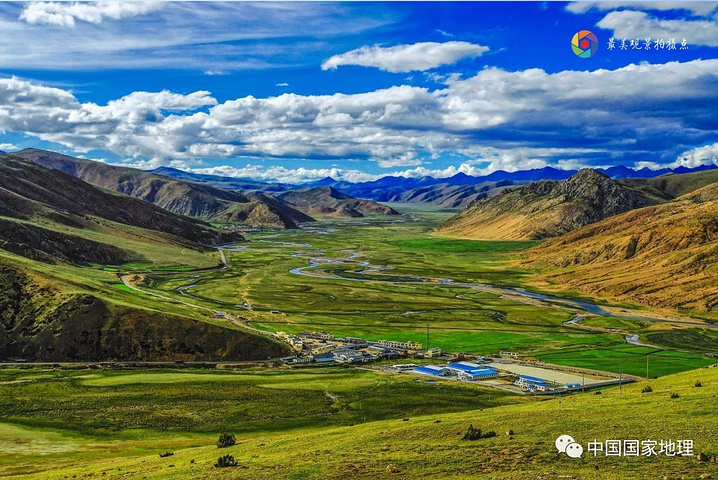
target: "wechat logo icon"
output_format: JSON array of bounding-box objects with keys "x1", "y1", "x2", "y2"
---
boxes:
[{"x1": 556, "y1": 434, "x2": 583, "y2": 458}]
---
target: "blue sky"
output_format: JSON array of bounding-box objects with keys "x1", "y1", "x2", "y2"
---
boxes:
[{"x1": 0, "y1": 1, "x2": 717, "y2": 183}]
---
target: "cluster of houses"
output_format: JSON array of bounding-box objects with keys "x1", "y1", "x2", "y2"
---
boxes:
[{"x1": 275, "y1": 331, "x2": 445, "y2": 365}]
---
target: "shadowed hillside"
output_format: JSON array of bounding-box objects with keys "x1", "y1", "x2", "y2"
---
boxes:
[
  {"x1": 524, "y1": 182, "x2": 718, "y2": 312},
  {"x1": 0, "y1": 153, "x2": 242, "y2": 264},
  {"x1": 437, "y1": 169, "x2": 655, "y2": 240},
  {"x1": 15, "y1": 149, "x2": 314, "y2": 229},
  {"x1": 0, "y1": 266, "x2": 288, "y2": 362},
  {"x1": 279, "y1": 186, "x2": 400, "y2": 217}
]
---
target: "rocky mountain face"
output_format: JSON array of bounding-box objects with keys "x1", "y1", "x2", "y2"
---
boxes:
[
  {"x1": 279, "y1": 186, "x2": 400, "y2": 218},
  {"x1": 15, "y1": 149, "x2": 313, "y2": 229},
  {"x1": 437, "y1": 169, "x2": 656, "y2": 240},
  {"x1": 523, "y1": 182, "x2": 718, "y2": 312}
]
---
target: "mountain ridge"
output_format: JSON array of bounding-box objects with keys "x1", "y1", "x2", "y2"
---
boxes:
[
  {"x1": 436, "y1": 169, "x2": 657, "y2": 240},
  {"x1": 14, "y1": 149, "x2": 313, "y2": 229},
  {"x1": 278, "y1": 186, "x2": 400, "y2": 218}
]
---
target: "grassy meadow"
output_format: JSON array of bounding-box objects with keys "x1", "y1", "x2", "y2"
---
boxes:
[
  {"x1": 136, "y1": 212, "x2": 716, "y2": 368},
  {"x1": 2, "y1": 363, "x2": 716, "y2": 479}
]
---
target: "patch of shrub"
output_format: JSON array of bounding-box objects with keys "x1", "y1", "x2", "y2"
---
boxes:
[
  {"x1": 158, "y1": 452, "x2": 174, "y2": 458},
  {"x1": 215, "y1": 454, "x2": 238, "y2": 468},
  {"x1": 462, "y1": 424, "x2": 497, "y2": 441},
  {"x1": 217, "y1": 433, "x2": 236, "y2": 448},
  {"x1": 641, "y1": 385, "x2": 653, "y2": 393},
  {"x1": 695, "y1": 380, "x2": 702, "y2": 387},
  {"x1": 670, "y1": 392, "x2": 680, "y2": 399}
]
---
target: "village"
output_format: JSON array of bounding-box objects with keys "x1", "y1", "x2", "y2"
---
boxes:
[{"x1": 271, "y1": 330, "x2": 631, "y2": 395}]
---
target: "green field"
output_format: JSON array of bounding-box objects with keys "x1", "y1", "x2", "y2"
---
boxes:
[
  {"x1": 0, "y1": 366, "x2": 530, "y2": 477},
  {"x1": 132, "y1": 214, "x2": 717, "y2": 368},
  {"x1": 2, "y1": 364, "x2": 716, "y2": 479}
]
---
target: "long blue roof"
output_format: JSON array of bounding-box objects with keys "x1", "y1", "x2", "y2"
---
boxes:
[
  {"x1": 414, "y1": 365, "x2": 445, "y2": 375},
  {"x1": 447, "y1": 362, "x2": 482, "y2": 372},
  {"x1": 518, "y1": 375, "x2": 548, "y2": 384}
]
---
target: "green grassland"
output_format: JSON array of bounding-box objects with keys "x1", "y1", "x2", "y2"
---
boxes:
[
  {"x1": 3, "y1": 364, "x2": 717, "y2": 479},
  {"x1": 138, "y1": 215, "x2": 716, "y2": 369},
  {"x1": 0, "y1": 366, "x2": 530, "y2": 477}
]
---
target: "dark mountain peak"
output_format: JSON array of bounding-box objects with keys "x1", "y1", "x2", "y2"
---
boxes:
[{"x1": 309, "y1": 176, "x2": 338, "y2": 187}]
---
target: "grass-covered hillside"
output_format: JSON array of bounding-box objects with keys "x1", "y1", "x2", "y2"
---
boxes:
[
  {"x1": 2, "y1": 364, "x2": 715, "y2": 479},
  {"x1": 524, "y1": 182, "x2": 718, "y2": 316}
]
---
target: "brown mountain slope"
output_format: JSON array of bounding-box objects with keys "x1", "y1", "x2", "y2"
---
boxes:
[
  {"x1": 0, "y1": 153, "x2": 241, "y2": 264},
  {"x1": 523, "y1": 183, "x2": 718, "y2": 313},
  {"x1": 15, "y1": 149, "x2": 314, "y2": 229},
  {"x1": 436, "y1": 169, "x2": 655, "y2": 240},
  {"x1": 618, "y1": 169, "x2": 718, "y2": 202},
  {"x1": 389, "y1": 181, "x2": 519, "y2": 208},
  {"x1": 279, "y1": 186, "x2": 399, "y2": 218}
]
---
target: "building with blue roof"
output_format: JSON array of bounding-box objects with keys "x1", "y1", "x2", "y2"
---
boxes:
[
  {"x1": 463, "y1": 368, "x2": 499, "y2": 380},
  {"x1": 413, "y1": 365, "x2": 448, "y2": 377},
  {"x1": 447, "y1": 362, "x2": 498, "y2": 380},
  {"x1": 515, "y1": 375, "x2": 550, "y2": 391}
]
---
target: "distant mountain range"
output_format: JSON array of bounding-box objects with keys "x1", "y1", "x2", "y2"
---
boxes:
[
  {"x1": 149, "y1": 162, "x2": 718, "y2": 207},
  {"x1": 278, "y1": 186, "x2": 400, "y2": 218},
  {"x1": 16, "y1": 149, "x2": 313, "y2": 229}
]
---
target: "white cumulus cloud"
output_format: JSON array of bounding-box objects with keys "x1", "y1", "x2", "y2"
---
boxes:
[
  {"x1": 19, "y1": 1, "x2": 165, "y2": 27},
  {"x1": 673, "y1": 143, "x2": 718, "y2": 168},
  {"x1": 597, "y1": 10, "x2": 718, "y2": 46},
  {"x1": 0, "y1": 58, "x2": 716, "y2": 174},
  {"x1": 566, "y1": 1, "x2": 718, "y2": 15},
  {"x1": 321, "y1": 41, "x2": 489, "y2": 73}
]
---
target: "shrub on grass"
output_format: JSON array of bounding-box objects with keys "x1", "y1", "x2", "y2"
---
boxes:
[
  {"x1": 462, "y1": 424, "x2": 497, "y2": 441},
  {"x1": 670, "y1": 392, "x2": 680, "y2": 399},
  {"x1": 217, "y1": 433, "x2": 236, "y2": 448},
  {"x1": 695, "y1": 380, "x2": 702, "y2": 387},
  {"x1": 641, "y1": 385, "x2": 653, "y2": 393},
  {"x1": 215, "y1": 454, "x2": 238, "y2": 468},
  {"x1": 158, "y1": 452, "x2": 174, "y2": 458}
]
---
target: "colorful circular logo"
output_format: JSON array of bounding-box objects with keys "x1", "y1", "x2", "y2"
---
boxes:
[{"x1": 571, "y1": 30, "x2": 598, "y2": 58}]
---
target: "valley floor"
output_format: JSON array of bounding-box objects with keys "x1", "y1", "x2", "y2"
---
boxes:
[{"x1": 2, "y1": 205, "x2": 717, "y2": 478}]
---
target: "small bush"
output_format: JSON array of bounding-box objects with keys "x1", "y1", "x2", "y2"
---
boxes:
[
  {"x1": 670, "y1": 392, "x2": 680, "y2": 399},
  {"x1": 158, "y1": 452, "x2": 174, "y2": 458},
  {"x1": 217, "y1": 433, "x2": 236, "y2": 448},
  {"x1": 462, "y1": 424, "x2": 497, "y2": 441},
  {"x1": 215, "y1": 454, "x2": 238, "y2": 468},
  {"x1": 641, "y1": 385, "x2": 653, "y2": 393},
  {"x1": 695, "y1": 380, "x2": 702, "y2": 388}
]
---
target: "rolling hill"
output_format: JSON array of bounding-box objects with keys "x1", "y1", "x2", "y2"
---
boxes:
[
  {"x1": 523, "y1": 182, "x2": 718, "y2": 313},
  {"x1": 14, "y1": 149, "x2": 313, "y2": 229},
  {"x1": 0, "y1": 153, "x2": 288, "y2": 362},
  {"x1": 0, "y1": 153, "x2": 242, "y2": 264},
  {"x1": 278, "y1": 186, "x2": 400, "y2": 217},
  {"x1": 436, "y1": 169, "x2": 656, "y2": 240}
]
